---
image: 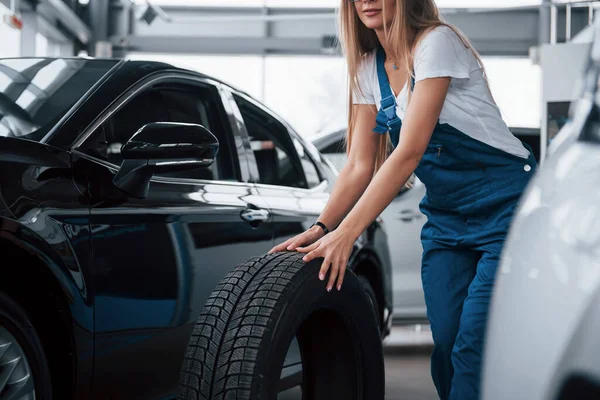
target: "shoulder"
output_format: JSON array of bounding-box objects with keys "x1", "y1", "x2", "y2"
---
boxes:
[
  {"x1": 417, "y1": 25, "x2": 464, "y2": 48},
  {"x1": 356, "y1": 50, "x2": 377, "y2": 83},
  {"x1": 353, "y1": 50, "x2": 378, "y2": 102},
  {"x1": 413, "y1": 25, "x2": 473, "y2": 81},
  {"x1": 415, "y1": 25, "x2": 469, "y2": 58}
]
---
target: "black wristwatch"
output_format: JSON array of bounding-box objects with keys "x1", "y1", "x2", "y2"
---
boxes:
[{"x1": 311, "y1": 221, "x2": 330, "y2": 235}]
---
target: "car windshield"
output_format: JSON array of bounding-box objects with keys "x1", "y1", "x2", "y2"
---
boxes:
[{"x1": 0, "y1": 58, "x2": 119, "y2": 142}]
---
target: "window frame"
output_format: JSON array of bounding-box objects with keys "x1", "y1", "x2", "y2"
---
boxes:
[
  {"x1": 71, "y1": 71, "x2": 249, "y2": 185},
  {"x1": 224, "y1": 88, "x2": 327, "y2": 191}
]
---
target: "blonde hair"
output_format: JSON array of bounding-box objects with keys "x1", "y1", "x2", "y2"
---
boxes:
[{"x1": 339, "y1": 0, "x2": 494, "y2": 173}]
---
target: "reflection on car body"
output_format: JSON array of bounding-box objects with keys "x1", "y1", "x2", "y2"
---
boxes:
[{"x1": 0, "y1": 57, "x2": 393, "y2": 399}]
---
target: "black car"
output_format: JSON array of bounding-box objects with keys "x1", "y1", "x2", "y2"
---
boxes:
[{"x1": 0, "y1": 57, "x2": 392, "y2": 399}]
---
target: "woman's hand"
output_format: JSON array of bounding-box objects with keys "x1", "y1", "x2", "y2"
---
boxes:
[
  {"x1": 268, "y1": 225, "x2": 325, "y2": 254},
  {"x1": 296, "y1": 228, "x2": 357, "y2": 292}
]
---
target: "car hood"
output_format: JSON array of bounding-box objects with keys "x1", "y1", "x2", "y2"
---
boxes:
[
  {"x1": 0, "y1": 136, "x2": 69, "y2": 170},
  {"x1": 483, "y1": 140, "x2": 600, "y2": 399}
]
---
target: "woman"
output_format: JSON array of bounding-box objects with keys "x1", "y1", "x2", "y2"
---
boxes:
[{"x1": 269, "y1": 0, "x2": 536, "y2": 398}]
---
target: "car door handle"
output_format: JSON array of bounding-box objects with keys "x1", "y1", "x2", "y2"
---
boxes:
[
  {"x1": 240, "y1": 208, "x2": 271, "y2": 224},
  {"x1": 397, "y1": 210, "x2": 415, "y2": 222}
]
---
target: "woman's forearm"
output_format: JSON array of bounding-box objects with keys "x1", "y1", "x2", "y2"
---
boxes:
[
  {"x1": 338, "y1": 148, "x2": 420, "y2": 239},
  {"x1": 316, "y1": 161, "x2": 374, "y2": 231}
]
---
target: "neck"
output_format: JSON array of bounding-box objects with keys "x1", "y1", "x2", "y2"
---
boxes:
[{"x1": 374, "y1": 27, "x2": 415, "y2": 59}]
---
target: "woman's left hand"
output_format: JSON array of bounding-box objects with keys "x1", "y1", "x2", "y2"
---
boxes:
[{"x1": 296, "y1": 228, "x2": 357, "y2": 292}]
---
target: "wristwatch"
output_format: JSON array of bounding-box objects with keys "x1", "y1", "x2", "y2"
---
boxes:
[{"x1": 311, "y1": 221, "x2": 330, "y2": 235}]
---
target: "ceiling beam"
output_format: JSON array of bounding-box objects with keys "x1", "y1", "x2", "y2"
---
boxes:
[
  {"x1": 0, "y1": 0, "x2": 91, "y2": 44},
  {"x1": 114, "y1": 5, "x2": 590, "y2": 57}
]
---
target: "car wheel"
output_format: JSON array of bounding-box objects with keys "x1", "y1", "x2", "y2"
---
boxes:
[
  {"x1": 0, "y1": 292, "x2": 52, "y2": 400},
  {"x1": 357, "y1": 275, "x2": 381, "y2": 334},
  {"x1": 178, "y1": 252, "x2": 385, "y2": 400}
]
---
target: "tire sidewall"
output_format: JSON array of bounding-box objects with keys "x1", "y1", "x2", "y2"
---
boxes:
[
  {"x1": 257, "y1": 257, "x2": 384, "y2": 399},
  {"x1": 0, "y1": 293, "x2": 52, "y2": 399},
  {"x1": 356, "y1": 275, "x2": 381, "y2": 333}
]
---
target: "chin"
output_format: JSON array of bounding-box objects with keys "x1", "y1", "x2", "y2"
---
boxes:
[{"x1": 360, "y1": 19, "x2": 384, "y2": 30}]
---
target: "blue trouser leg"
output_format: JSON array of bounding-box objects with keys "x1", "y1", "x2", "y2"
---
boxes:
[
  {"x1": 421, "y1": 247, "x2": 480, "y2": 400},
  {"x1": 449, "y1": 242, "x2": 502, "y2": 400}
]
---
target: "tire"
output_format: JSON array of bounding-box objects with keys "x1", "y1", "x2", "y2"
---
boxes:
[
  {"x1": 0, "y1": 292, "x2": 52, "y2": 400},
  {"x1": 356, "y1": 275, "x2": 381, "y2": 334},
  {"x1": 178, "y1": 252, "x2": 385, "y2": 400}
]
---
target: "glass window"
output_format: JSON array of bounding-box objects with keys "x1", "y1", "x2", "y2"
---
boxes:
[
  {"x1": 321, "y1": 138, "x2": 346, "y2": 155},
  {"x1": 0, "y1": 4, "x2": 20, "y2": 58},
  {"x1": 293, "y1": 137, "x2": 321, "y2": 188},
  {"x1": 127, "y1": 53, "x2": 264, "y2": 101},
  {"x1": 436, "y1": 0, "x2": 540, "y2": 6},
  {"x1": 264, "y1": 55, "x2": 347, "y2": 138},
  {"x1": 0, "y1": 58, "x2": 119, "y2": 142},
  {"x1": 79, "y1": 82, "x2": 239, "y2": 182},
  {"x1": 482, "y1": 57, "x2": 542, "y2": 129},
  {"x1": 135, "y1": 0, "x2": 541, "y2": 7},
  {"x1": 233, "y1": 94, "x2": 309, "y2": 189},
  {"x1": 133, "y1": 0, "x2": 263, "y2": 6}
]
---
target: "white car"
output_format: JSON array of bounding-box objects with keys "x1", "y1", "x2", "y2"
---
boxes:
[
  {"x1": 312, "y1": 130, "x2": 428, "y2": 323},
  {"x1": 482, "y1": 18, "x2": 600, "y2": 400},
  {"x1": 312, "y1": 128, "x2": 539, "y2": 324}
]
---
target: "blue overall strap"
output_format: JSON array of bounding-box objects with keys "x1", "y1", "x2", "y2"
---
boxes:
[{"x1": 373, "y1": 47, "x2": 402, "y2": 148}]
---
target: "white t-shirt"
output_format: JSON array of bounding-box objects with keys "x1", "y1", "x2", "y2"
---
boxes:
[{"x1": 353, "y1": 25, "x2": 529, "y2": 159}]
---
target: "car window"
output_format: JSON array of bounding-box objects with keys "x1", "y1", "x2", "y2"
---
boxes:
[
  {"x1": 293, "y1": 137, "x2": 321, "y2": 188},
  {"x1": 79, "y1": 81, "x2": 240, "y2": 182},
  {"x1": 316, "y1": 138, "x2": 348, "y2": 173},
  {"x1": 0, "y1": 58, "x2": 119, "y2": 142},
  {"x1": 321, "y1": 138, "x2": 346, "y2": 155},
  {"x1": 233, "y1": 94, "x2": 309, "y2": 189}
]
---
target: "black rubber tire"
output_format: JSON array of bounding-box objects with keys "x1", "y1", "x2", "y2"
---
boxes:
[
  {"x1": 178, "y1": 252, "x2": 385, "y2": 400},
  {"x1": 0, "y1": 292, "x2": 52, "y2": 399},
  {"x1": 356, "y1": 275, "x2": 381, "y2": 334}
]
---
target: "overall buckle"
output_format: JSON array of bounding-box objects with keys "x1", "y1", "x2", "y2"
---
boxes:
[{"x1": 380, "y1": 95, "x2": 397, "y2": 119}]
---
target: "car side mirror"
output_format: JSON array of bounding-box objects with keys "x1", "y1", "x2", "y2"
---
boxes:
[{"x1": 113, "y1": 122, "x2": 219, "y2": 198}]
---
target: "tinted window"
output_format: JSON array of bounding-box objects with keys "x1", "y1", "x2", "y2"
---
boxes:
[
  {"x1": 294, "y1": 137, "x2": 321, "y2": 188},
  {"x1": 233, "y1": 94, "x2": 309, "y2": 189},
  {"x1": 79, "y1": 82, "x2": 239, "y2": 181},
  {"x1": 321, "y1": 138, "x2": 346, "y2": 154},
  {"x1": 0, "y1": 58, "x2": 119, "y2": 141}
]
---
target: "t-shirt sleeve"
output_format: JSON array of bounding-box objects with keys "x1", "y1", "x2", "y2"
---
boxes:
[
  {"x1": 352, "y1": 53, "x2": 376, "y2": 104},
  {"x1": 413, "y1": 27, "x2": 472, "y2": 83}
]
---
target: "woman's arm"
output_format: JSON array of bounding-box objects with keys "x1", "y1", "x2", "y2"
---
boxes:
[
  {"x1": 337, "y1": 76, "x2": 451, "y2": 238},
  {"x1": 299, "y1": 76, "x2": 451, "y2": 291},
  {"x1": 269, "y1": 104, "x2": 380, "y2": 253},
  {"x1": 313, "y1": 104, "x2": 381, "y2": 232}
]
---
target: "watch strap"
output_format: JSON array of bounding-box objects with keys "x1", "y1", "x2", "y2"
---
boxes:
[{"x1": 311, "y1": 221, "x2": 330, "y2": 235}]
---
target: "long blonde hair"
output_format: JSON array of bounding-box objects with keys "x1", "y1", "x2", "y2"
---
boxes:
[{"x1": 339, "y1": 0, "x2": 493, "y2": 172}]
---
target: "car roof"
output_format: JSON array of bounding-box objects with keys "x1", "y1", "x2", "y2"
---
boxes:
[
  {"x1": 1, "y1": 56, "x2": 255, "y2": 99},
  {"x1": 118, "y1": 58, "x2": 255, "y2": 97}
]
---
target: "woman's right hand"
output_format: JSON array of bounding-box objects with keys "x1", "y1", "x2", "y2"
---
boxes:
[{"x1": 268, "y1": 225, "x2": 325, "y2": 254}]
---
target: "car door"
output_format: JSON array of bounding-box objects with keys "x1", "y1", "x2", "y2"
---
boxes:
[
  {"x1": 226, "y1": 90, "x2": 330, "y2": 246},
  {"x1": 222, "y1": 91, "x2": 330, "y2": 394},
  {"x1": 72, "y1": 74, "x2": 273, "y2": 399},
  {"x1": 314, "y1": 131, "x2": 428, "y2": 322},
  {"x1": 380, "y1": 176, "x2": 428, "y2": 322}
]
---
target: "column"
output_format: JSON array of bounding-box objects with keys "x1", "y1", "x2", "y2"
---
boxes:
[{"x1": 20, "y1": 10, "x2": 37, "y2": 56}]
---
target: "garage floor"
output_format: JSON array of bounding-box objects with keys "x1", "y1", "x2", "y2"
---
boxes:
[{"x1": 384, "y1": 325, "x2": 438, "y2": 400}]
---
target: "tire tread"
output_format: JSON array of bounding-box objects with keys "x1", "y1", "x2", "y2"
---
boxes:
[{"x1": 178, "y1": 252, "x2": 300, "y2": 400}]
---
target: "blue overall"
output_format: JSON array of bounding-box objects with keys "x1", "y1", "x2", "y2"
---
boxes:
[{"x1": 373, "y1": 48, "x2": 537, "y2": 400}]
